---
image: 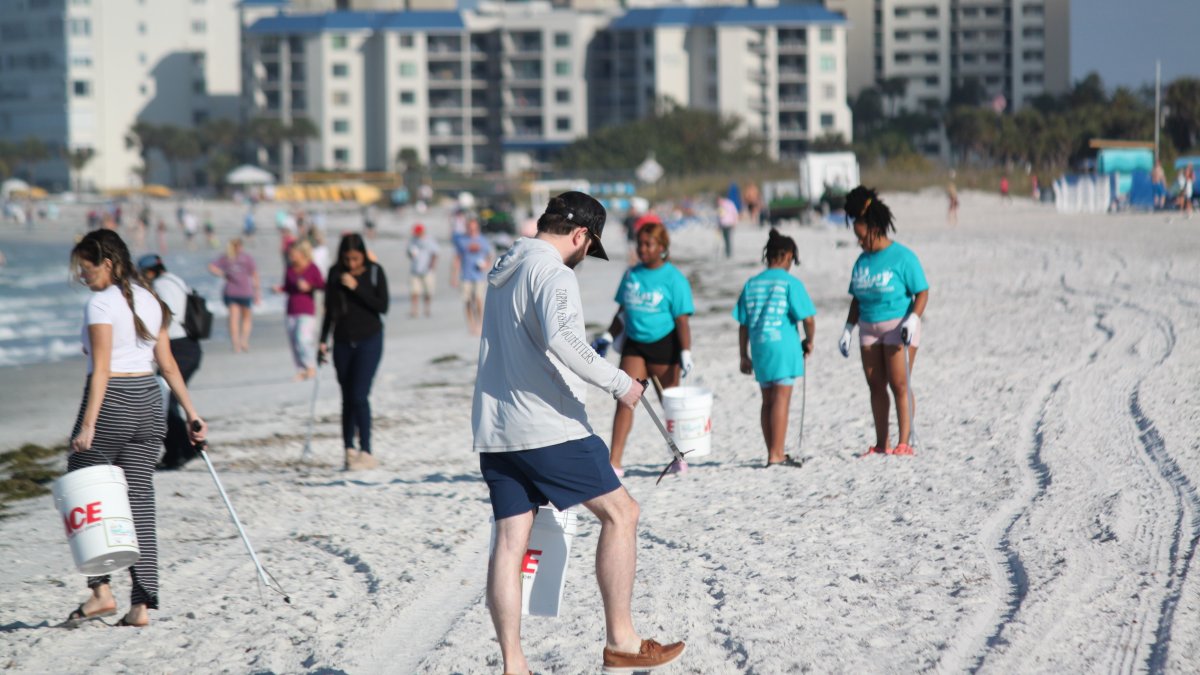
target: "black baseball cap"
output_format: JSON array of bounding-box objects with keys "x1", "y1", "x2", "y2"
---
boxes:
[{"x1": 548, "y1": 191, "x2": 608, "y2": 260}]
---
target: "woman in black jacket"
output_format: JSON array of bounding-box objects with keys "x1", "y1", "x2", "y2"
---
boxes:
[{"x1": 319, "y1": 234, "x2": 389, "y2": 470}]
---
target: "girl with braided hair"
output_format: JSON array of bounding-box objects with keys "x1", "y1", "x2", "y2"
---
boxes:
[
  {"x1": 64, "y1": 229, "x2": 207, "y2": 628},
  {"x1": 734, "y1": 229, "x2": 816, "y2": 466},
  {"x1": 837, "y1": 187, "x2": 929, "y2": 456}
]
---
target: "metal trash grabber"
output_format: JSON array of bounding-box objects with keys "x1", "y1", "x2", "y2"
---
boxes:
[
  {"x1": 193, "y1": 421, "x2": 292, "y2": 605},
  {"x1": 903, "y1": 345, "x2": 919, "y2": 449},
  {"x1": 636, "y1": 380, "x2": 690, "y2": 485},
  {"x1": 301, "y1": 368, "x2": 321, "y2": 461},
  {"x1": 797, "y1": 354, "x2": 808, "y2": 453}
]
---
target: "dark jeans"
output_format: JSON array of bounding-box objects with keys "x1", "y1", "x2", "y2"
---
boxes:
[
  {"x1": 161, "y1": 337, "x2": 202, "y2": 468},
  {"x1": 333, "y1": 330, "x2": 383, "y2": 454}
]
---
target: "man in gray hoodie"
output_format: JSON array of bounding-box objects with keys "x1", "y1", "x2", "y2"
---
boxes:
[{"x1": 473, "y1": 192, "x2": 685, "y2": 674}]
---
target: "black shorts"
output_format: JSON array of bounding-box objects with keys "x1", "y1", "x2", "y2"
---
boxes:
[{"x1": 622, "y1": 331, "x2": 681, "y2": 366}]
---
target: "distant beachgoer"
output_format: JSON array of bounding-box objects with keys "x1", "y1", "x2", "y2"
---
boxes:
[
  {"x1": 137, "y1": 254, "x2": 203, "y2": 470},
  {"x1": 182, "y1": 211, "x2": 199, "y2": 248},
  {"x1": 203, "y1": 213, "x2": 218, "y2": 249},
  {"x1": 1031, "y1": 174, "x2": 1041, "y2": 202},
  {"x1": 407, "y1": 223, "x2": 439, "y2": 318},
  {"x1": 1000, "y1": 176, "x2": 1011, "y2": 203},
  {"x1": 838, "y1": 187, "x2": 929, "y2": 456},
  {"x1": 452, "y1": 218, "x2": 491, "y2": 335},
  {"x1": 155, "y1": 219, "x2": 168, "y2": 255},
  {"x1": 135, "y1": 205, "x2": 151, "y2": 249},
  {"x1": 743, "y1": 182, "x2": 763, "y2": 226},
  {"x1": 734, "y1": 229, "x2": 816, "y2": 466},
  {"x1": 1177, "y1": 164, "x2": 1195, "y2": 218},
  {"x1": 64, "y1": 230, "x2": 207, "y2": 628},
  {"x1": 472, "y1": 191, "x2": 683, "y2": 675},
  {"x1": 946, "y1": 174, "x2": 959, "y2": 225},
  {"x1": 243, "y1": 208, "x2": 257, "y2": 240},
  {"x1": 275, "y1": 240, "x2": 326, "y2": 381},
  {"x1": 320, "y1": 233, "x2": 388, "y2": 471},
  {"x1": 309, "y1": 226, "x2": 330, "y2": 273},
  {"x1": 1150, "y1": 165, "x2": 1166, "y2": 209},
  {"x1": 208, "y1": 238, "x2": 260, "y2": 353},
  {"x1": 596, "y1": 221, "x2": 694, "y2": 476},
  {"x1": 362, "y1": 206, "x2": 377, "y2": 240},
  {"x1": 716, "y1": 195, "x2": 738, "y2": 258},
  {"x1": 623, "y1": 203, "x2": 642, "y2": 265}
]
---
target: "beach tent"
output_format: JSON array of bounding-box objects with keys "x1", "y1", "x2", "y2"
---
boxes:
[{"x1": 225, "y1": 165, "x2": 275, "y2": 186}]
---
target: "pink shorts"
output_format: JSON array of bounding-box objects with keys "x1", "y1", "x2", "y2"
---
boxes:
[{"x1": 859, "y1": 318, "x2": 920, "y2": 348}]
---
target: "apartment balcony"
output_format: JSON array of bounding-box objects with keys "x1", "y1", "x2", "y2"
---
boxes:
[
  {"x1": 778, "y1": 67, "x2": 805, "y2": 82},
  {"x1": 777, "y1": 40, "x2": 806, "y2": 54},
  {"x1": 778, "y1": 97, "x2": 806, "y2": 111},
  {"x1": 428, "y1": 65, "x2": 464, "y2": 87},
  {"x1": 748, "y1": 95, "x2": 769, "y2": 110},
  {"x1": 427, "y1": 36, "x2": 462, "y2": 57},
  {"x1": 778, "y1": 126, "x2": 808, "y2": 139},
  {"x1": 749, "y1": 41, "x2": 767, "y2": 55},
  {"x1": 747, "y1": 68, "x2": 768, "y2": 83}
]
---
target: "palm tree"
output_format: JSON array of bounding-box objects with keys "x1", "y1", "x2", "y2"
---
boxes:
[
  {"x1": 64, "y1": 147, "x2": 97, "y2": 194},
  {"x1": 17, "y1": 137, "x2": 49, "y2": 182},
  {"x1": 126, "y1": 122, "x2": 164, "y2": 184},
  {"x1": 159, "y1": 126, "x2": 202, "y2": 187}
]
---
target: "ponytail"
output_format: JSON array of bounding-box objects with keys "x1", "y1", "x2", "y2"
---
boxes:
[
  {"x1": 763, "y1": 228, "x2": 799, "y2": 267},
  {"x1": 844, "y1": 186, "x2": 895, "y2": 238}
]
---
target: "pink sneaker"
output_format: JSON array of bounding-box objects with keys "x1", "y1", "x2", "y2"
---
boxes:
[{"x1": 891, "y1": 444, "x2": 915, "y2": 456}]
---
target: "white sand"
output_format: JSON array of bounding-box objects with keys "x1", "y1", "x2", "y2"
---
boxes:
[{"x1": 2, "y1": 191, "x2": 1199, "y2": 673}]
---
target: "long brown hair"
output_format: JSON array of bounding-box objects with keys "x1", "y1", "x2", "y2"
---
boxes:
[{"x1": 71, "y1": 230, "x2": 170, "y2": 342}]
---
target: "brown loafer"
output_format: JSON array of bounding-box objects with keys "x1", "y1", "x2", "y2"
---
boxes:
[{"x1": 602, "y1": 638, "x2": 685, "y2": 673}]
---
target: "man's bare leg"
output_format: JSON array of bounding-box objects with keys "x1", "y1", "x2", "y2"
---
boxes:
[
  {"x1": 582, "y1": 487, "x2": 642, "y2": 653},
  {"x1": 488, "y1": 509, "x2": 535, "y2": 674}
]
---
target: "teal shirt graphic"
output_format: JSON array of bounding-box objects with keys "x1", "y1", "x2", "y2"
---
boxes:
[
  {"x1": 733, "y1": 268, "x2": 816, "y2": 382},
  {"x1": 848, "y1": 242, "x2": 928, "y2": 323},
  {"x1": 614, "y1": 262, "x2": 695, "y2": 343}
]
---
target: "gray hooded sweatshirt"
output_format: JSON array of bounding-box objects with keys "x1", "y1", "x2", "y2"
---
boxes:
[{"x1": 472, "y1": 238, "x2": 633, "y2": 452}]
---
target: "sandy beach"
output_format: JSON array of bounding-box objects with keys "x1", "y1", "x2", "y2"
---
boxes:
[{"x1": 2, "y1": 190, "x2": 1199, "y2": 673}]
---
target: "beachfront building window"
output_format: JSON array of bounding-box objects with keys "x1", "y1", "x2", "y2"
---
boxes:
[
  {"x1": 333, "y1": 119, "x2": 349, "y2": 133},
  {"x1": 73, "y1": 80, "x2": 90, "y2": 96},
  {"x1": 332, "y1": 63, "x2": 348, "y2": 77},
  {"x1": 819, "y1": 27, "x2": 833, "y2": 43},
  {"x1": 332, "y1": 34, "x2": 348, "y2": 49},
  {"x1": 820, "y1": 113, "x2": 834, "y2": 128},
  {"x1": 820, "y1": 55, "x2": 835, "y2": 72},
  {"x1": 399, "y1": 62, "x2": 416, "y2": 77},
  {"x1": 399, "y1": 90, "x2": 415, "y2": 104},
  {"x1": 333, "y1": 147, "x2": 349, "y2": 163}
]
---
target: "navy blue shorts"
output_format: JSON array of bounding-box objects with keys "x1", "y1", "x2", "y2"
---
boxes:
[{"x1": 479, "y1": 435, "x2": 622, "y2": 520}]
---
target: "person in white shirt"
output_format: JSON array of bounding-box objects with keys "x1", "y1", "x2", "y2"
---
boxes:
[
  {"x1": 64, "y1": 230, "x2": 207, "y2": 629},
  {"x1": 137, "y1": 254, "x2": 203, "y2": 469},
  {"x1": 472, "y1": 192, "x2": 685, "y2": 674}
]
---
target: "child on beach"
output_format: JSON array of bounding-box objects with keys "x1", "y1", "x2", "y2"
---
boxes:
[
  {"x1": 275, "y1": 240, "x2": 326, "y2": 381},
  {"x1": 734, "y1": 229, "x2": 816, "y2": 466},
  {"x1": 838, "y1": 187, "x2": 929, "y2": 456},
  {"x1": 208, "y1": 238, "x2": 260, "y2": 353},
  {"x1": 598, "y1": 221, "x2": 694, "y2": 476}
]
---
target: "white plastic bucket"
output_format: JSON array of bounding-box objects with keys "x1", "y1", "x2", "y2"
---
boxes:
[
  {"x1": 52, "y1": 465, "x2": 140, "y2": 575},
  {"x1": 661, "y1": 386, "x2": 714, "y2": 458},
  {"x1": 489, "y1": 506, "x2": 578, "y2": 617}
]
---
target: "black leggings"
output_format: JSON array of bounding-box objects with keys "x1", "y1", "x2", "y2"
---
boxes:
[
  {"x1": 68, "y1": 375, "x2": 165, "y2": 609},
  {"x1": 333, "y1": 331, "x2": 383, "y2": 454}
]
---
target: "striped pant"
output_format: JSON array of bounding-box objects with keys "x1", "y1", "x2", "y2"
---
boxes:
[{"x1": 68, "y1": 375, "x2": 166, "y2": 609}]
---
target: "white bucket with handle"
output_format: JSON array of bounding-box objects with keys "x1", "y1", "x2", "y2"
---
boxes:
[
  {"x1": 52, "y1": 465, "x2": 140, "y2": 575},
  {"x1": 489, "y1": 506, "x2": 578, "y2": 617},
  {"x1": 661, "y1": 386, "x2": 713, "y2": 458}
]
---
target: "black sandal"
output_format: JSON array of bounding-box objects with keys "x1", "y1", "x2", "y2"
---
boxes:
[{"x1": 63, "y1": 603, "x2": 116, "y2": 627}]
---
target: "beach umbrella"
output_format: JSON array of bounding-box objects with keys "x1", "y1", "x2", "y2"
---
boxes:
[
  {"x1": 1, "y1": 178, "x2": 30, "y2": 197},
  {"x1": 225, "y1": 164, "x2": 276, "y2": 186}
]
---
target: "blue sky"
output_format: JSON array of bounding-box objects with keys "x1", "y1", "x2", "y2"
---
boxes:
[{"x1": 1072, "y1": 0, "x2": 1200, "y2": 90}]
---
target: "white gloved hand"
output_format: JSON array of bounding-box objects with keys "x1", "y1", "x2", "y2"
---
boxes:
[
  {"x1": 680, "y1": 349, "x2": 694, "y2": 379},
  {"x1": 838, "y1": 323, "x2": 855, "y2": 358},
  {"x1": 900, "y1": 314, "x2": 920, "y2": 346}
]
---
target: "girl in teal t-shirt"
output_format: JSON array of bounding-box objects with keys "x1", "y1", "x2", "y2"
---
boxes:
[
  {"x1": 594, "y1": 221, "x2": 694, "y2": 474},
  {"x1": 734, "y1": 229, "x2": 815, "y2": 466},
  {"x1": 837, "y1": 187, "x2": 929, "y2": 457}
]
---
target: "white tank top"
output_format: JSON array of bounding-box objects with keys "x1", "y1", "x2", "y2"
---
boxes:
[{"x1": 81, "y1": 284, "x2": 163, "y2": 374}]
